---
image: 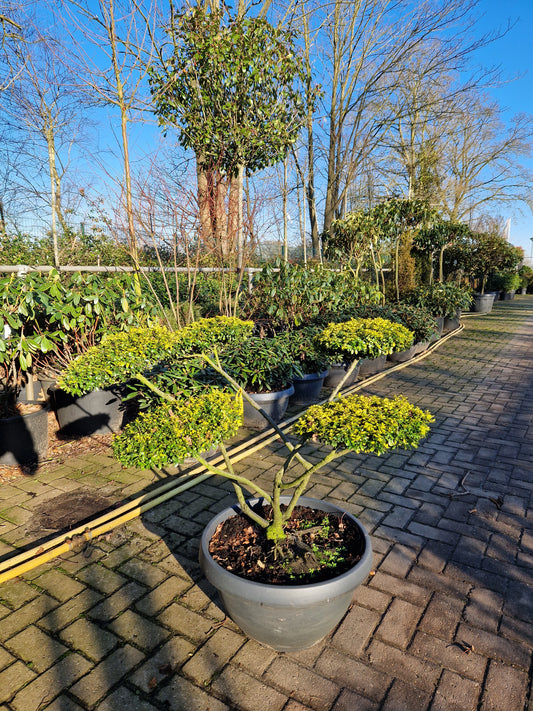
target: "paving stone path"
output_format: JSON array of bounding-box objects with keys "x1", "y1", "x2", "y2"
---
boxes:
[{"x1": 0, "y1": 297, "x2": 532, "y2": 711}]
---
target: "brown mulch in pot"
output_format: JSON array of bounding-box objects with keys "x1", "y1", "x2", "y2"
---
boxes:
[{"x1": 208, "y1": 504, "x2": 366, "y2": 586}]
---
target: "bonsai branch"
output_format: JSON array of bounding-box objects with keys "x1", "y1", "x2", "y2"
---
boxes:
[{"x1": 327, "y1": 358, "x2": 360, "y2": 402}]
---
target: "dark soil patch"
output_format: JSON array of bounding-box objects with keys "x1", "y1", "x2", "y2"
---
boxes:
[
  {"x1": 31, "y1": 489, "x2": 117, "y2": 532},
  {"x1": 208, "y1": 504, "x2": 366, "y2": 585}
]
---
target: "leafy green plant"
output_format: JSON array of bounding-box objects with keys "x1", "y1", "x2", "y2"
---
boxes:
[
  {"x1": 488, "y1": 271, "x2": 521, "y2": 293},
  {"x1": 0, "y1": 269, "x2": 161, "y2": 389},
  {"x1": 58, "y1": 316, "x2": 255, "y2": 397},
  {"x1": 293, "y1": 394, "x2": 432, "y2": 454},
  {"x1": 344, "y1": 304, "x2": 438, "y2": 344},
  {"x1": 217, "y1": 336, "x2": 303, "y2": 393},
  {"x1": 112, "y1": 388, "x2": 243, "y2": 469},
  {"x1": 245, "y1": 260, "x2": 382, "y2": 329},
  {"x1": 315, "y1": 317, "x2": 414, "y2": 363},
  {"x1": 58, "y1": 325, "x2": 182, "y2": 396},
  {"x1": 174, "y1": 316, "x2": 254, "y2": 353},
  {"x1": 518, "y1": 265, "x2": 533, "y2": 290},
  {"x1": 275, "y1": 327, "x2": 330, "y2": 375},
  {"x1": 406, "y1": 283, "x2": 472, "y2": 318},
  {"x1": 0, "y1": 285, "x2": 57, "y2": 416}
]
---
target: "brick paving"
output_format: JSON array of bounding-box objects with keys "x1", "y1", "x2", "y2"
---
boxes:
[{"x1": 0, "y1": 297, "x2": 532, "y2": 710}]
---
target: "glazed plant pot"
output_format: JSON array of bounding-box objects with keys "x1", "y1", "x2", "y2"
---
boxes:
[
  {"x1": 290, "y1": 370, "x2": 328, "y2": 405},
  {"x1": 199, "y1": 496, "x2": 373, "y2": 652},
  {"x1": 242, "y1": 385, "x2": 295, "y2": 429},
  {"x1": 0, "y1": 403, "x2": 49, "y2": 466},
  {"x1": 358, "y1": 354, "x2": 387, "y2": 377},
  {"x1": 323, "y1": 362, "x2": 360, "y2": 389}
]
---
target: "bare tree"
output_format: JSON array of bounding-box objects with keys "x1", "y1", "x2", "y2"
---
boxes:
[
  {"x1": 57, "y1": 0, "x2": 163, "y2": 281},
  {"x1": 433, "y1": 94, "x2": 533, "y2": 222},
  {"x1": 296, "y1": 0, "x2": 503, "y2": 248},
  {"x1": 2, "y1": 19, "x2": 90, "y2": 265}
]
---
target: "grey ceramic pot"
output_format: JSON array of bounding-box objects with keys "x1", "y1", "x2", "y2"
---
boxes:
[
  {"x1": 242, "y1": 385, "x2": 295, "y2": 429},
  {"x1": 199, "y1": 496, "x2": 373, "y2": 652},
  {"x1": 388, "y1": 345, "x2": 418, "y2": 363},
  {"x1": 358, "y1": 354, "x2": 387, "y2": 376},
  {"x1": 323, "y1": 362, "x2": 360, "y2": 389},
  {"x1": 471, "y1": 293, "x2": 494, "y2": 314}
]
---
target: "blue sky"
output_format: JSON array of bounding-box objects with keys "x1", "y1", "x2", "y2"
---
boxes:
[{"x1": 476, "y1": 0, "x2": 533, "y2": 258}]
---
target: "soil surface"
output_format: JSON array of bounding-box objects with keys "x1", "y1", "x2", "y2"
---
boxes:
[
  {"x1": 0, "y1": 410, "x2": 113, "y2": 484},
  {"x1": 208, "y1": 504, "x2": 366, "y2": 585}
]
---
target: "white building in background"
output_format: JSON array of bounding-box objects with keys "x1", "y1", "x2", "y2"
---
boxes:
[{"x1": 503, "y1": 218, "x2": 511, "y2": 241}]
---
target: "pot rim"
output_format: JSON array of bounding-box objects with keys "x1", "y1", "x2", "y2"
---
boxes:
[
  {"x1": 0, "y1": 402, "x2": 50, "y2": 423},
  {"x1": 245, "y1": 384, "x2": 295, "y2": 400},
  {"x1": 292, "y1": 369, "x2": 329, "y2": 382},
  {"x1": 200, "y1": 496, "x2": 373, "y2": 601}
]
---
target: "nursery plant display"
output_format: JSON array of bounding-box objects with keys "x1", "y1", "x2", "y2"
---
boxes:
[
  {"x1": 112, "y1": 348, "x2": 433, "y2": 650},
  {"x1": 316, "y1": 316, "x2": 414, "y2": 385},
  {"x1": 407, "y1": 283, "x2": 472, "y2": 319}
]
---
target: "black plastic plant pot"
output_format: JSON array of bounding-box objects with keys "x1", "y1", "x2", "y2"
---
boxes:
[
  {"x1": 242, "y1": 385, "x2": 295, "y2": 429},
  {"x1": 0, "y1": 403, "x2": 49, "y2": 466},
  {"x1": 290, "y1": 370, "x2": 328, "y2": 405},
  {"x1": 199, "y1": 496, "x2": 373, "y2": 652},
  {"x1": 50, "y1": 386, "x2": 127, "y2": 437}
]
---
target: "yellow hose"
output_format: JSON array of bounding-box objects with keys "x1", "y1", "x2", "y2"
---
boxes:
[{"x1": 0, "y1": 322, "x2": 464, "y2": 584}]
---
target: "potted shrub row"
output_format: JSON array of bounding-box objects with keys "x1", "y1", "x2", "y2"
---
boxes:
[{"x1": 407, "y1": 283, "x2": 472, "y2": 334}]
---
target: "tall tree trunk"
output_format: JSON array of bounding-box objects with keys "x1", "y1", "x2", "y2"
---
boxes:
[
  {"x1": 46, "y1": 131, "x2": 60, "y2": 268},
  {"x1": 108, "y1": 0, "x2": 140, "y2": 294},
  {"x1": 235, "y1": 164, "x2": 244, "y2": 270},
  {"x1": 282, "y1": 156, "x2": 288, "y2": 262}
]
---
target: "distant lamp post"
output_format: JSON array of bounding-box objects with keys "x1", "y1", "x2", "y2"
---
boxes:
[{"x1": 530, "y1": 237, "x2": 533, "y2": 265}]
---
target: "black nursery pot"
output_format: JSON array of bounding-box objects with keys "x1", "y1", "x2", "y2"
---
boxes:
[
  {"x1": 0, "y1": 403, "x2": 49, "y2": 467},
  {"x1": 50, "y1": 386, "x2": 127, "y2": 437}
]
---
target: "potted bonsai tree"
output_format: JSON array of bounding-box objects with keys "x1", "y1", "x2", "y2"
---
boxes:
[{"x1": 111, "y1": 352, "x2": 433, "y2": 651}]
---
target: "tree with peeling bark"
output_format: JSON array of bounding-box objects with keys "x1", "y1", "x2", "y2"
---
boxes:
[{"x1": 148, "y1": 4, "x2": 309, "y2": 269}]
